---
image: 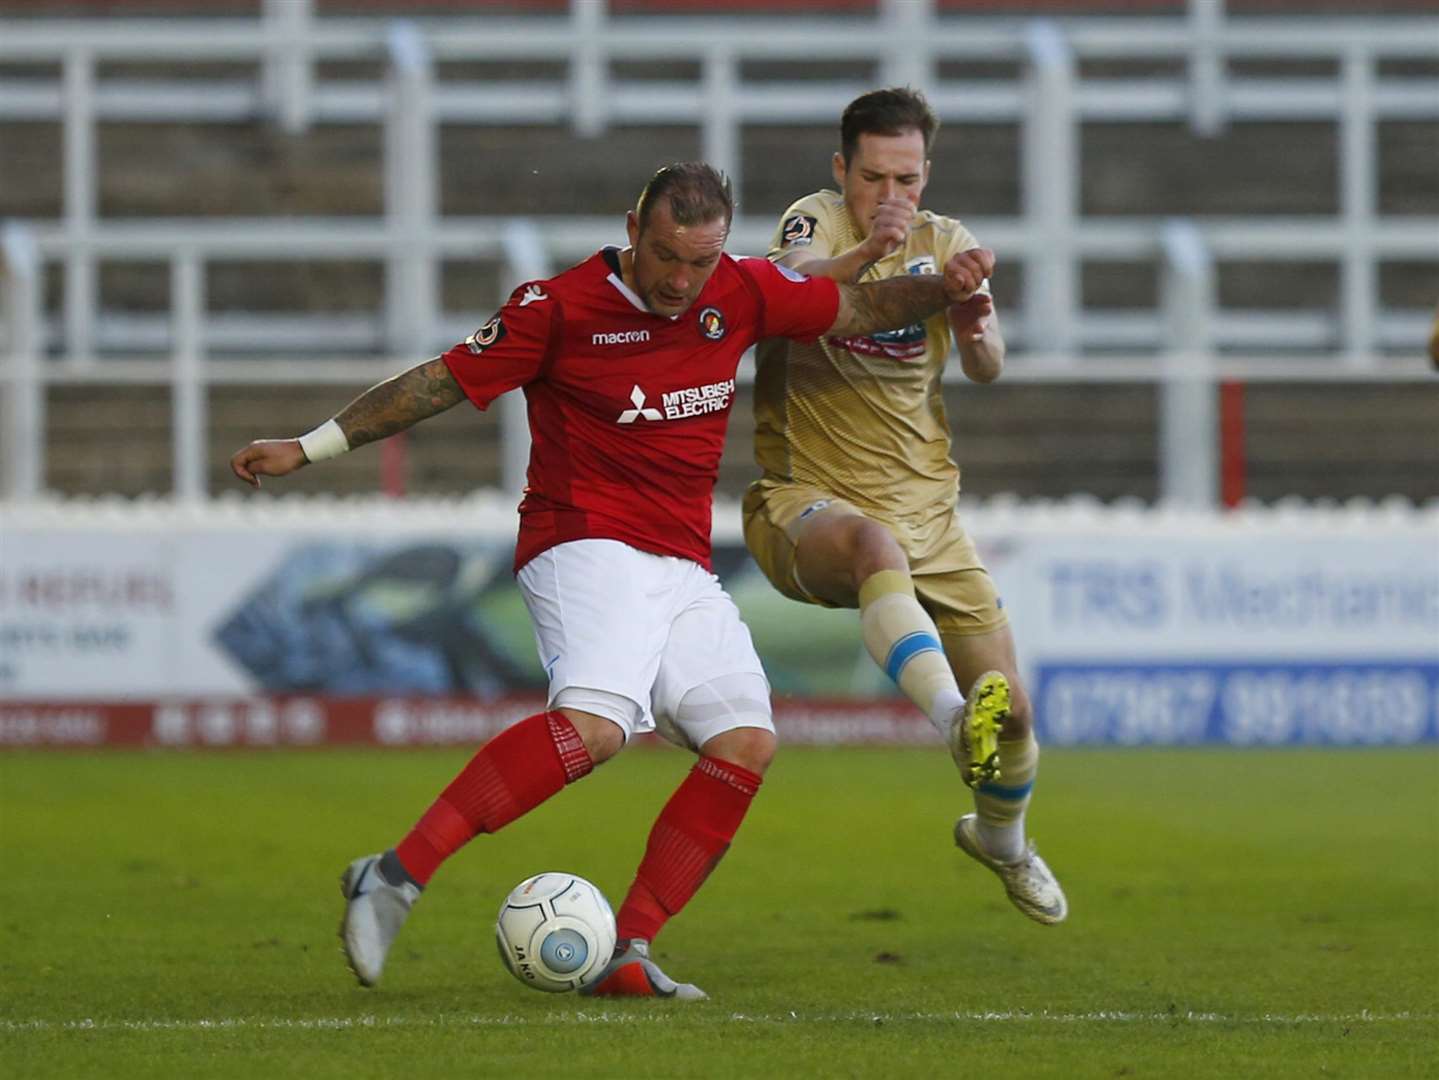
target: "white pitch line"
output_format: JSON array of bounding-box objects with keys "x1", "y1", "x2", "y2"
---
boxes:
[{"x1": 0, "y1": 1010, "x2": 1428, "y2": 1033}]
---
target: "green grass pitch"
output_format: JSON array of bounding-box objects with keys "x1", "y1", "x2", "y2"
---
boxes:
[{"x1": 1, "y1": 745, "x2": 1435, "y2": 1078}]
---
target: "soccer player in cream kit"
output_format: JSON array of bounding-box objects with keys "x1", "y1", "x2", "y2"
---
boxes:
[
  {"x1": 231, "y1": 162, "x2": 990, "y2": 996},
  {"x1": 744, "y1": 89, "x2": 1068, "y2": 924}
]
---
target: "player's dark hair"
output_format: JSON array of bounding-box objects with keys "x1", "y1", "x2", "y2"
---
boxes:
[
  {"x1": 635, "y1": 162, "x2": 734, "y2": 232},
  {"x1": 840, "y1": 86, "x2": 939, "y2": 164}
]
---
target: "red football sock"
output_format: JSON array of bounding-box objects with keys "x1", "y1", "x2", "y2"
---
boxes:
[
  {"x1": 394, "y1": 711, "x2": 593, "y2": 886},
  {"x1": 615, "y1": 756, "x2": 763, "y2": 943}
]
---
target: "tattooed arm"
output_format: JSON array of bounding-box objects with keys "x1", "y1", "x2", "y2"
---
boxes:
[
  {"x1": 229, "y1": 357, "x2": 464, "y2": 488},
  {"x1": 330, "y1": 357, "x2": 464, "y2": 448},
  {"x1": 826, "y1": 247, "x2": 995, "y2": 340}
]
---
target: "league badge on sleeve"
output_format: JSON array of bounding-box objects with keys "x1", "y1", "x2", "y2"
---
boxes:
[
  {"x1": 465, "y1": 314, "x2": 507, "y2": 354},
  {"x1": 780, "y1": 213, "x2": 819, "y2": 247},
  {"x1": 698, "y1": 306, "x2": 727, "y2": 341}
]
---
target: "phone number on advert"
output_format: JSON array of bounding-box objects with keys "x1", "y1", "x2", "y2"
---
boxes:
[{"x1": 1035, "y1": 663, "x2": 1437, "y2": 745}]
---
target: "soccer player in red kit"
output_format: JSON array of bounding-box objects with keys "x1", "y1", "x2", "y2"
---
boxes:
[{"x1": 230, "y1": 162, "x2": 994, "y2": 998}]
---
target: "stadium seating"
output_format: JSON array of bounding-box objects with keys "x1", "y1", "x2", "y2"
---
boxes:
[{"x1": 1, "y1": 0, "x2": 1435, "y2": 502}]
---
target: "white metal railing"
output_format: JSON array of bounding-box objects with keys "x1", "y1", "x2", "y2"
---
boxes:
[
  {"x1": 1, "y1": 0, "x2": 1437, "y2": 508},
  {"x1": 1, "y1": 223, "x2": 44, "y2": 501},
  {"x1": 8, "y1": 213, "x2": 1433, "y2": 363},
  {"x1": 1023, "y1": 18, "x2": 1078, "y2": 357},
  {"x1": 260, "y1": 0, "x2": 311, "y2": 135},
  {"x1": 383, "y1": 19, "x2": 437, "y2": 357},
  {"x1": 3, "y1": 0, "x2": 1435, "y2": 363},
  {"x1": 1159, "y1": 219, "x2": 1217, "y2": 508}
]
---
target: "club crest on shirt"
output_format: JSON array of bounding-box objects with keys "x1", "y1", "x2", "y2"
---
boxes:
[
  {"x1": 698, "y1": 306, "x2": 727, "y2": 341},
  {"x1": 781, "y1": 213, "x2": 818, "y2": 246},
  {"x1": 465, "y1": 314, "x2": 507, "y2": 354},
  {"x1": 905, "y1": 255, "x2": 937, "y2": 276}
]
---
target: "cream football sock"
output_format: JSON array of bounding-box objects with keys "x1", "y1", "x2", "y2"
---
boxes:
[
  {"x1": 858, "y1": 570, "x2": 964, "y2": 736},
  {"x1": 973, "y1": 733, "x2": 1039, "y2": 863}
]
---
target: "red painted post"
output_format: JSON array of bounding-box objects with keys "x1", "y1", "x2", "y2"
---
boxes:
[
  {"x1": 380, "y1": 431, "x2": 408, "y2": 498},
  {"x1": 1219, "y1": 380, "x2": 1246, "y2": 508}
]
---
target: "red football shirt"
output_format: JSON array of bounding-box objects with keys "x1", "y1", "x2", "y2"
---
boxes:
[{"x1": 442, "y1": 247, "x2": 840, "y2": 572}]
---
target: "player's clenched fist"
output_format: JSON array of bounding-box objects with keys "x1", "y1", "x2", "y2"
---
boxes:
[
  {"x1": 859, "y1": 197, "x2": 914, "y2": 263},
  {"x1": 230, "y1": 438, "x2": 307, "y2": 488},
  {"x1": 949, "y1": 292, "x2": 995, "y2": 342},
  {"x1": 942, "y1": 247, "x2": 995, "y2": 304}
]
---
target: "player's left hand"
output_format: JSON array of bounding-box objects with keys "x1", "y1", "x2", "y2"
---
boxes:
[
  {"x1": 942, "y1": 247, "x2": 995, "y2": 304},
  {"x1": 949, "y1": 293, "x2": 994, "y2": 342}
]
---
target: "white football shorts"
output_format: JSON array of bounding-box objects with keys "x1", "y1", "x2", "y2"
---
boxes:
[{"x1": 516, "y1": 539, "x2": 773, "y2": 748}]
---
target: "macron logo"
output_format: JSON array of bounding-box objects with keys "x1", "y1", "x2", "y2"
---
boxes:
[
  {"x1": 592, "y1": 329, "x2": 651, "y2": 346},
  {"x1": 617, "y1": 385, "x2": 663, "y2": 424},
  {"x1": 519, "y1": 285, "x2": 548, "y2": 307}
]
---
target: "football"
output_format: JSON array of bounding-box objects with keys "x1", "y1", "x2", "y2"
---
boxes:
[{"x1": 494, "y1": 872, "x2": 618, "y2": 993}]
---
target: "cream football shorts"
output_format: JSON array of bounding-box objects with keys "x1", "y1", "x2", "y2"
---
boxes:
[
  {"x1": 742, "y1": 478, "x2": 1009, "y2": 638},
  {"x1": 516, "y1": 539, "x2": 773, "y2": 749}
]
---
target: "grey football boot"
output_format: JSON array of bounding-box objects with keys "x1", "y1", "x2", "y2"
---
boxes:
[{"x1": 339, "y1": 853, "x2": 422, "y2": 986}]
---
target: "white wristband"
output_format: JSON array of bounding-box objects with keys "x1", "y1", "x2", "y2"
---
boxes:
[{"x1": 297, "y1": 419, "x2": 350, "y2": 463}]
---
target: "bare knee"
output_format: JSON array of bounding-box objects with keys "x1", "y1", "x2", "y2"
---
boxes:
[
  {"x1": 559, "y1": 708, "x2": 627, "y2": 764},
  {"x1": 845, "y1": 519, "x2": 907, "y2": 587},
  {"x1": 699, "y1": 726, "x2": 777, "y2": 777},
  {"x1": 796, "y1": 513, "x2": 908, "y2": 604}
]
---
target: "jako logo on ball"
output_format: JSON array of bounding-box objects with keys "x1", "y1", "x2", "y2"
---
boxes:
[{"x1": 494, "y1": 873, "x2": 617, "y2": 993}]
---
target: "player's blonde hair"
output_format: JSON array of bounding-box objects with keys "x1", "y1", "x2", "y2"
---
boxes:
[{"x1": 635, "y1": 162, "x2": 734, "y2": 232}]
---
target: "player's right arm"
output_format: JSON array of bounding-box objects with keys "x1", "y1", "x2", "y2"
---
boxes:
[
  {"x1": 777, "y1": 197, "x2": 913, "y2": 284},
  {"x1": 231, "y1": 282, "x2": 554, "y2": 488},
  {"x1": 827, "y1": 247, "x2": 994, "y2": 339},
  {"x1": 229, "y1": 358, "x2": 465, "y2": 487}
]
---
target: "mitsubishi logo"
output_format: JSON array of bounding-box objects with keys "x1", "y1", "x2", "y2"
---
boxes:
[{"x1": 617, "y1": 385, "x2": 662, "y2": 423}]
